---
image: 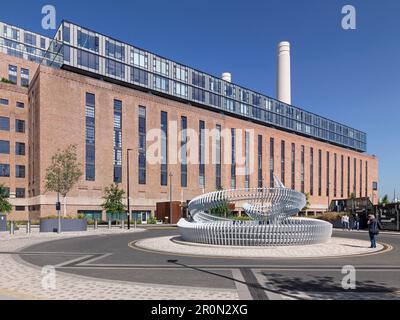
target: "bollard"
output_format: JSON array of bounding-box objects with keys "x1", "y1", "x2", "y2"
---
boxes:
[
  {"x1": 121, "y1": 219, "x2": 124, "y2": 229},
  {"x1": 10, "y1": 221, "x2": 14, "y2": 235},
  {"x1": 108, "y1": 220, "x2": 111, "y2": 229},
  {"x1": 94, "y1": 219, "x2": 98, "y2": 230}
]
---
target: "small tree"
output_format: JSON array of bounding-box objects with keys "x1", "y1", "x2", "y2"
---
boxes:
[
  {"x1": 302, "y1": 193, "x2": 311, "y2": 212},
  {"x1": 44, "y1": 145, "x2": 83, "y2": 216},
  {"x1": 210, "y1": 187, "x2": 231, "y2": 218},
  {"x1": 379, "y1": 194, "x2": 390, "y2": 205},
  {"x1": 0, "y1": 185, "x2": 12, "y2": 215},
  {"x1": 102, "y1": 184, "x2": 127, "y2": 220}
]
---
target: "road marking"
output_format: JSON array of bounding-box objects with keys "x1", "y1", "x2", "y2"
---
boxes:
[
  {"x1": 239, "y1": 268, "x2": 269, "y2": 300},
  {"x1": 231, "y1": 269, "x2": 253, "y2": 300}
]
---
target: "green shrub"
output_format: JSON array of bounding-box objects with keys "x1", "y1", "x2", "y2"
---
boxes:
[
  {"x1": 146, "y1": 216, "x2": 157, "y2": 224},
  {"x1": 232, "y1": 215, "x2": 252, "y2": 221},
  {"x1": 315, "y1": 212, "x2": 346, "y2": 222},
  {"x1": 1, "y1": 78, "x2": 16, "y2": 85}
]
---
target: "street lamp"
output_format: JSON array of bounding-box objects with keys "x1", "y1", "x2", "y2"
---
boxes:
[
  {"x1": 169, "y1": 172, "x2": 173, "y2": 225},
  {"x1": 127, "y1": 148, "x2": 133, "y2": 230}
]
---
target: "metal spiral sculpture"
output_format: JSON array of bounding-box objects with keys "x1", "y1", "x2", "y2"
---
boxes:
[{"x1": 178, "y1": 177, "x2": 332, "y2": 246}]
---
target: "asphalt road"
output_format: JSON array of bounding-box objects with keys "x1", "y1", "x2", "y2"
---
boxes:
[{"x1": 18, "y1": 228, "x2": 400, "y2": 300}]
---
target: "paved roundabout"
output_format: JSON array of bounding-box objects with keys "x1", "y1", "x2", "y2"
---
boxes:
[{"x1": 2, "y1": 227, "x2": 400, "y2": 300}]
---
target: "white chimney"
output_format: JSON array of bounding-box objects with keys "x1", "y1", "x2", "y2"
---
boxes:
[
  {"x1": 222, "y1": 72, "x2": 232, "y2": 83},
  {"x1": 277, "y1": 41, "x2": 291, "y2": 105}
]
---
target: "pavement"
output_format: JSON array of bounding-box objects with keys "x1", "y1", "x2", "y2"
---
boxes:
[{"x1": 1, "y1": 227, "x2": 400, "y2": 300}]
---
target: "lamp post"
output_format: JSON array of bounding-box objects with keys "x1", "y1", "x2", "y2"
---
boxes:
[
  {"x1": 127, "y1": 149, "x2": 133, "y2": 230},
  {"x1": 169, "y1": 172, "x2": 173, "y2": 225}
]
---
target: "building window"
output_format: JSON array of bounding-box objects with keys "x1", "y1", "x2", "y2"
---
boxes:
[
  {"x1": 326, "y1": 152, "x2": 330, "y2": 197},
  {"x1": 131, "y1": 67, "x2": 148, "y2": 86},
  {"x1": 318, "y1": 150, "x2": 322, "y2": 196},
  {"x1": 154, "y1": 75, "x2": 169, "y2": 92},
  {"x1": 161, "y1": 112, "x2": 168, "y2": 186},
  {"x1": 270, "y1": 138, "x2": 275, "y2": 188},
  {"x1": 281, "y1": 140, "x2": 285, "y2": 185},
  {"x1": 192, "y1": 72, "x2": 205, "y2": 88},
  {"x1": 341, "y1": 155, "x2": 344, "y2": 198},
  {"x1": 16, "y1": 165, "x2": 25, "y2": 178},
  {"x1": 174, "y1": 82, "x2": 188, "y2": 97},
  {"x1": 231, "y1": 129, "x2": 236, "y2": 189},
  {"x1": 85, "y1": 93, "x2": 95, "y2": 181},
  {"x1": 199, "y1": 120, "x2": 205, "y2": 189},
  {"x1": 372, "y1": 181, "x2": 378, "y2": 191},
  {"x1": 192, "y1": 88, "x2": 205, "y2": 102},
  {"x1": 130, "y1": 48, "x2": 148, "y2": 68},
  {"x1": 15, "y1": 119, "x2": 25, "y2": 133},
  {"x1": 310, "y1": 148, "x2": 314, "y2": 196},
  {"x1": 0, "y1": 164, "x2": 10, "y2": 177},
  {"x1": 347, "y1": 157, "x2": 351, "y2": 197},
  {"x1": 0, "y1": 117, "x2": 10, "y2": 131},
  {"x1": 0, "y1": 141, "x2": 10, "y2": 154},
  {"x1": 105, "y1": 40, "x2": 125, "y2": 61},
  {"x1": 16, "y1": 142, "x2": 25, "y2": 156},
  {"x1": 8, "y1": 65, "x2": 17, "y2": 84},
  {"x1": 16, "y1": 102, "x2": 24, "y2": 108},
  {"x1": 291, "y1": 143, "x2": 295, "y2": 190},
  {"x1": 334, "y1": 154, "x2": 337, "y2": 198},
  {"x1": 353, "y1": 158, "x2": 357, "y2": 196},
  {"x1": 15, "y1": 206, "x2": 25, "y2": 211},
  {"x1": 245, "y1": 131, "x2": 250, "y2": 190},
  {"x1": 113, "y1": 100, "x2": 122, "y2": 183},
  {"x1": 174, "y1": 65, "x2": 188, "y2": 82},
  {"x1": 16, "y1": 188, "x2": 25, "y2": 198},
  {"x1": 63, "y1": 25, "x2": 70, "y2": 43},
  {"x1": 153, "y1": 57, "x2": 169, "y2": 75},
  {"x1": 106, "y1": 59, "x2": 125, "y2": 79},
  {"x1": 77, "y1": 50, "x2": 99, "y2": 70},
  {"x1": 301, "y1": 145, "x2": 305, "y2": 193},
  {"x1": 21, "y1": 68, "x2": 29, "y2": 87},
  {"x1": 0, "y1": 99, "x2": 9, "y2": 106},
  {"x1": 216, "y1": 125, "x2": 222, "y2": 189},
  {"x1": 24, "y1": 32, "x2": 36, "y2": 46},
  {"x1": 258, "y1": 135, "x2": 263, "y2": 189},
  {"x1": 181, "y1": 116, "x2": 187, "y2": 188},
  {"x1": 77, "y1": 30, "x2": 99, "y2": 52},
  {"x1": 138, "y1": 106, "x2": 146, "y2": 185}
]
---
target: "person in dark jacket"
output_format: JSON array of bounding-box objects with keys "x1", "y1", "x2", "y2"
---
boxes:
[{"x1": 367, "y1": 214, "x2": 379, "y2": 248}]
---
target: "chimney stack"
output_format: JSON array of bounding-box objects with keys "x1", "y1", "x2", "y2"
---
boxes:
[
  {"x1": 222, "y1": 72, "x2": 232, "y2": 83},
  {"x1": 277, "y1": 41, "x2": 291, "y2": 105}
]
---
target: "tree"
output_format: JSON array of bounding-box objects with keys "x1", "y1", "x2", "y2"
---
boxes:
[
  {"x1": 0, "y1": 185, "x2": 12, "y2": 214},
  {"x1": 44, "y1": 145, "x2": 83, "y2": 216},
  {"x1": 210, "y1": 187, "x2": 231, "y2": 218},
  {"x1": 302, "y1": 193, "x2": 311, "y2": 212},
  {"x1": 102, "y1": 184, "x2": 127, "y2": 220},
  {"x1": 379, "y1": 194, "x2": 390, "y2": 205}
]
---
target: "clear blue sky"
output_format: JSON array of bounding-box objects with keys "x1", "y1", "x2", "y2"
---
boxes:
[{"x1": 1, "y1": 0, "x2": 399, "y2": 199}]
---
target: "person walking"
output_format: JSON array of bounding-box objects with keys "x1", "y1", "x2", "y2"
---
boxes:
[
  {"x1": 342, "y1": 214, "x2": 350, "y2": 231},
  {"x1": 353, "y1": 214, "x2": 360, "y2": 231},
  {"x1": 367, "y1": 214, "x2": 379, "y2": 248}
]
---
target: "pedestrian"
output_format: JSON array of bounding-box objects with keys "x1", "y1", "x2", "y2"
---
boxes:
[
  {"x1": 341, "y1": 215, "x2": 346, "y2": 231},
  {"x1": 342, "y1": 214, "x2": 350, "y2": 230},
  {"x1": 367, "y1": 214, "x2": 379, "y2": 248},
  {"x1": 353, "y1": 214, "x2": 360, "y2": 231}
]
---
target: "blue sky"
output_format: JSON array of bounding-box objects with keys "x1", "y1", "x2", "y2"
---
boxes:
[{"x1": 1, "y1": 0, "x2": 399, "y2": 198}]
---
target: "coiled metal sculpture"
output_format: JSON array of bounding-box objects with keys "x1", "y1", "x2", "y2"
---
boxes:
[{"x1": 178, "y1": 177, "x2": 332, "y2": 246}]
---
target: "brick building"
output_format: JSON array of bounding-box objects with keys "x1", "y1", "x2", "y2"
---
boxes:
[{"x1": 0, "y1": 20, "x2": 378, "y2": 222}]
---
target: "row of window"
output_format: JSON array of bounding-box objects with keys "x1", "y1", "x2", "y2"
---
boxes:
[
  {"x1": 63, "y1": 21, "x2": 366, "y2": 152},
  {"x1": 6, "y1": 64, "x2": 29, "y2": 87},
  {"x1": 1, "y1": 187, "x2": 25, "y2": 198},
  {"x1": 0, "y1": 117, "x2": 26, "y2": 132},
  {"x1": 0, "y1": 164, "x2": 25, "y2": 178},
  {"x1": 0, "y1": 141, "x2": 25, "y2": 155}
]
